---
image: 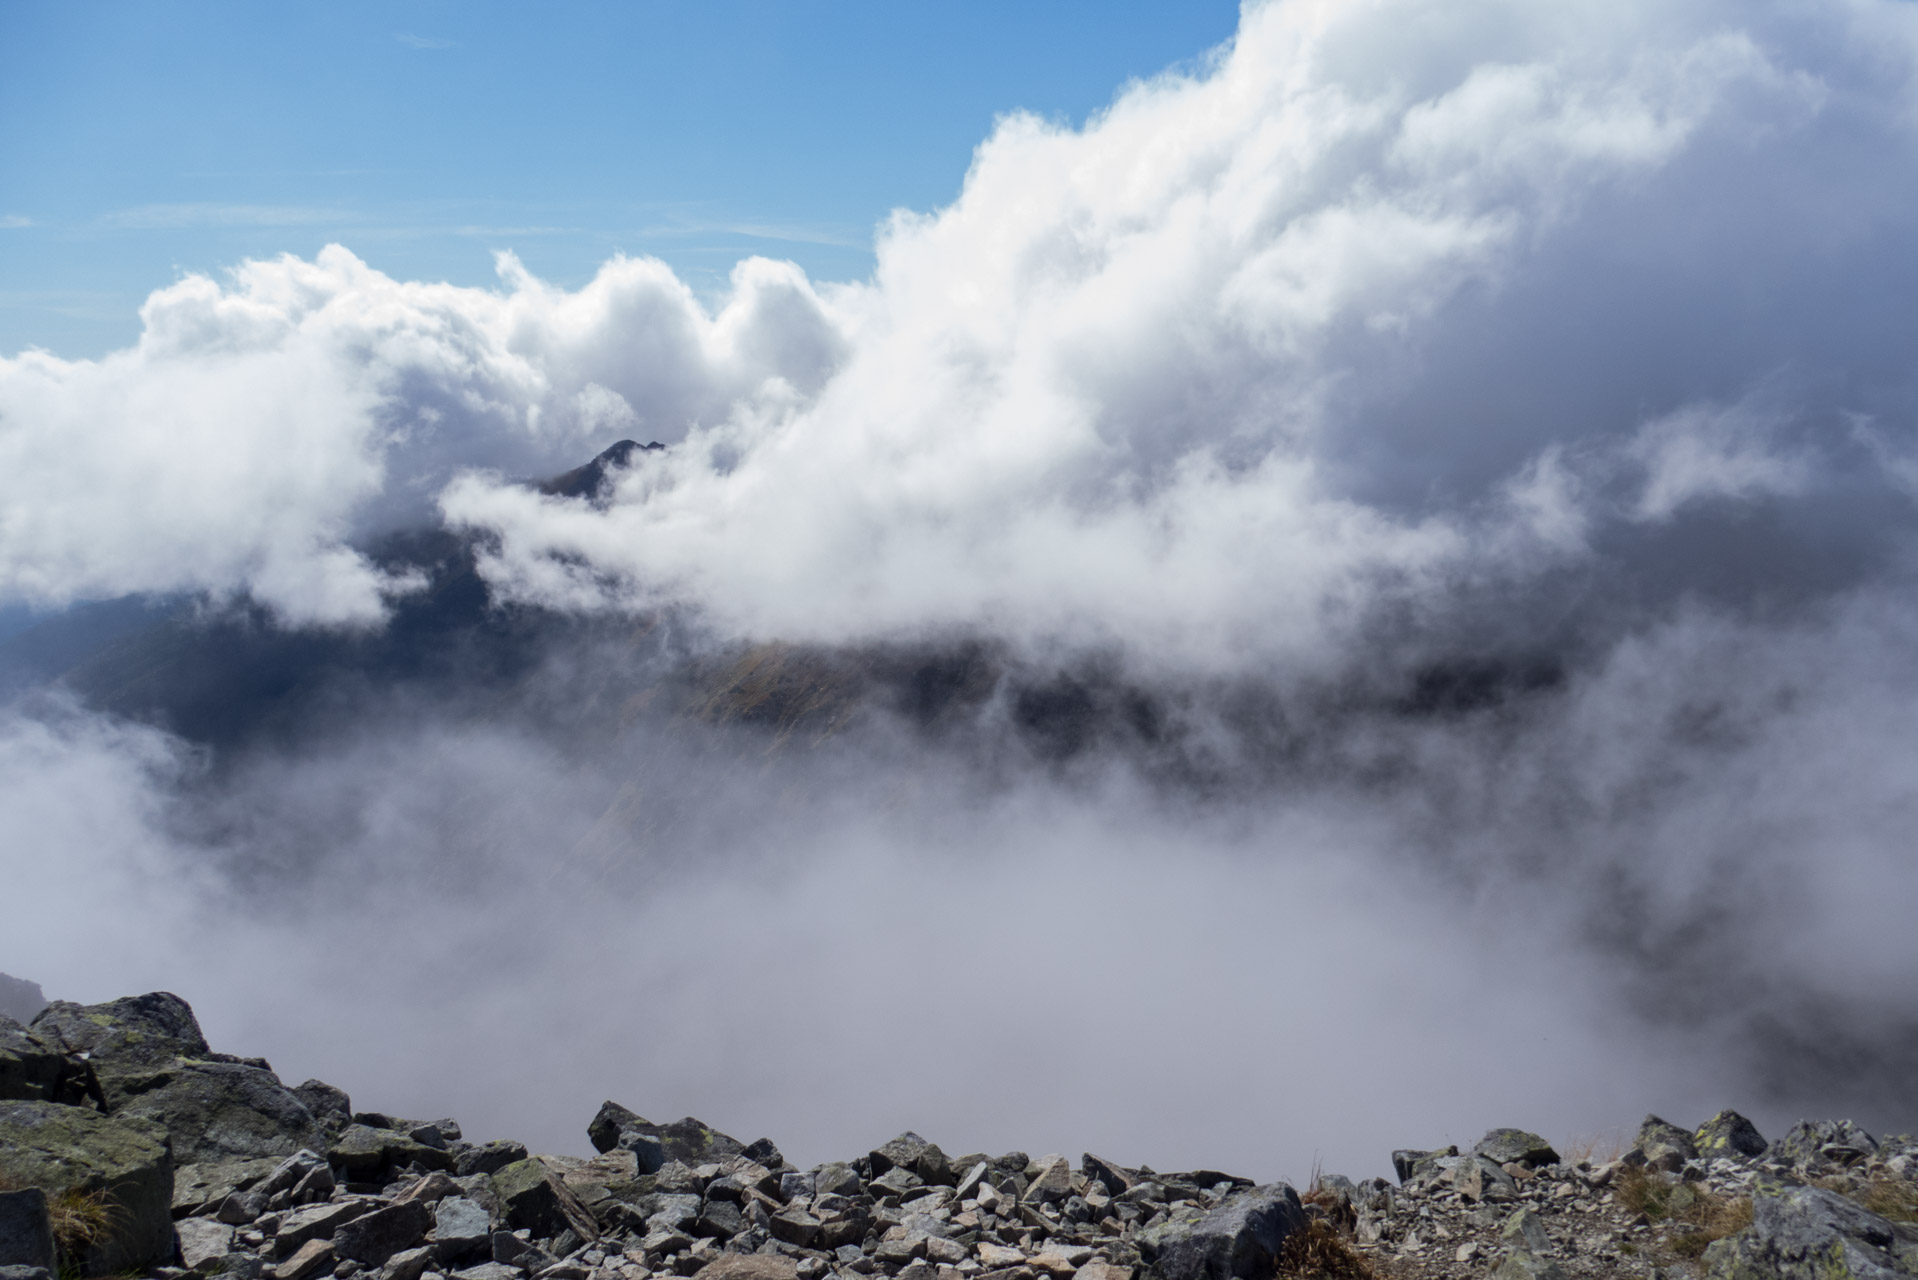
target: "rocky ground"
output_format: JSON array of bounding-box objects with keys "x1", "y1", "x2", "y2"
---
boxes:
[{"x1": 2, "y1": 989, "x2": 1914, "y2": 1280}]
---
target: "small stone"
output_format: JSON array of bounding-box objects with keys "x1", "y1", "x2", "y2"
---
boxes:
[
  {"x1": 433, "y1": 1198, "x2": 492, "y2": 1267},
  {"x1": 1489, "y1": 1251, "x2": 1567, "y2": 1280},
  {"x1": 690, "y1": 1257, "x2": 799, "y2": 1280},
  {"x1": 1021, "y1": 1161, "x2": 1073, "y2": 1207},
  {"x1": 277, "y1": 1240, "x2": 339, "y2": 1280},
  {"x1": 380, "y1": 1248, "x2": 435, "y2": 1280},
  {"x1": 1455, "y1": 1241, "x2": 1479, "y2": 1263},
  {"x1": 177, "y1": 1219, "x2": 237, "y2": 1272},
  {"x1": 1501, "y1": 1208, "x2": 1553, "y2": 1255}
]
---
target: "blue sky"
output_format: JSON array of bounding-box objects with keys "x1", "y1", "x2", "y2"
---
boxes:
[{"x1": 0, "y1": 0, "x2": 1240, "y2": 357}]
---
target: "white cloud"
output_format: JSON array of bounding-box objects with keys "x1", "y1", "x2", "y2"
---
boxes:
[
  {"x1": 0, "y1": 215, "x2": 31, "y2": 230},
  {"x1": 2, "y1": 0, "x2": 1917, "y2": 655},
  {"x1": 0, "y1": 248, "x2": 845, "y2": 622},
  {"x1": 1627, "y1": 402, "x2": 1808, "y2": 522}
]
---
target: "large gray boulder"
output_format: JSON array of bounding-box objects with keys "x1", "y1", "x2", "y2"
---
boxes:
[
  {"x1": 1769, "y1": 1119, "x2": 1879, "y2": 1169},
  {"x1": 584, "y1": 1104, "x2": 741, "y2": 1169},
  {"x1": 490, "y1": 1158, "x2": 598, "y2": 1242},
  {"x1": 1629, "y1": 1115, "x2": 1697, "y2": 1172},
  {"x1": 29, "y1": 992, "x2": 210, "y2": 1074},
  {"x1": 111, "y1": 1061, "x2": 324, "y2": 1163},
  {"x1": 0, "y1": 1099, "x2": 174, "y2": 1274},
  {"x1": 172, "y1": 1154, "x2": 282, "y2": 1217},
  {"x1": 1473, "y1": 1129, "x2": 1560, "y2": 1169},
  {"x1": 871, "y1": 1133, "x2": 954, "y2": 1187},
  {"x1": 1704, "y1": 1184, "x2": 1918, "y2": 1278},
  {"x1": 29, "y1": 993, "x2": 322, "y2": 1163},
  {"x1": 0, "y1": 1190, "x2": 54, "y2": 1273},
  {"x1": 328, "y1": 1124, "x2": 454, "y2": 1183},
  {"x1": 1145, "y1": 1183, "x2": 1307, "y2": 1280},
  {"x1": 1694, "y1": 1110, "x2": 1769, "y2": 1160},
  {"x1": 0, "y1": 1018, "x2": 96, "y2": 1108}
]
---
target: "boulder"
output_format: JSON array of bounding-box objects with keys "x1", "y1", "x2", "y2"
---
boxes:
[
  {"x1": 379, "y1": 1245, "x2": 436, "y2": 1280},
  {"x1": 452, "y1": 1264, "x2": 520, "y2": 1280},
  {"x1": 1082, "y1": 1155, "x2": 1136, "y2": 1195},
  {"x1": 113, "y1": 1061, "x2": 324, "y2": 1164},
  {"x1": 585, "y1": 1106, "x2": 741, "y2": 1169},
  {"x1": 1472, "y1": 1130, "x2": 1559, "y2": 1169},
  {"x1": 1491, "y1": 1252, "x2": 1568, "y2": 1280},
  {"x1": 0, "y1": 1018, "x2": 96, "y2": 1107},
  {"x1": 1693, "y1": 1110, "x2": 1768, "y2": 1160},
  {"x1": 172, "y1": 1156, "x2": 283, "y2": 1218},
  {"x1": 433, "y1": 1196, "x2": 492, "y2": 1265},
  {"x1": 692, "y1": 1256, "x2": 799, "y2": 1280},
  {"x1": 274, "y1": 1238, "x2": 336, "y2": 1280},
  {"x1": 490, "y1": 1158, "x2": 598, "y2": 1242},
  {"x1": 1144, "y1": 1184, "x2": 1306, "y2": 1280},
  {"x1": 1703, "y1": 1184, "x2": 1918, "y2": 1278},
  {"x1": 1628, "y1": 1115, "x2": 1697, "y2": 1173},
  {"x1": 1389, "y1": 1147, "x2": 1456, "y2": 1184},
  {"x1": 491, "y1": 1231, "x2": 556, "y2": 1273},
  {"x1": 1453, "y1": 1157, "x2": 1518, "y2": 1204},
  {"x1": 1023, "y1": 1157, "x2": 1075, "y2": 1205},
  {"x1": 589, "y1": 1103, "x2": 645, "y2": 1154},
  {"x1": 29, "y1": 992, "x2": 209, "y2": 1074},
  {"x1": 1769, "y1": 1119, "x2": 1879, "y2": 1169},
  {"x1": 455, "y1": 1140, "x2": 529, "y2": 1178},
  {"x1": 175, "y1": 1218, "x2": 235, "y2": 1271},
  {"x1": 1500, "y1": 1208, "x2": 1553, "y2": 1255},
  {"x1": 329, "y1": 1123, "x2": 455, "y2": 1182},
  {"x1": 814, "y1": 1163, "x2": 861, "y2": 1198},
  {"x1": 331, "y1": 1201, "x2": 432, "y2": 1268},
  {"x1": 740, "y1": 1138, "x2": 783, "y2": 1168},
  {"x1": 255, "y1": 1148, "x2": 335, "y2": 1207},
  {"x1": 273, "y1": 1201, "x2": 377, "y2": 1258},
  {"x1": 871, "y1": 1134, "x2": 954, "y2": 1188},
  {"x1": 0, "y1": 1190, "x2": 54, "y2": 1273},
  {"x1": 0, "y1": 1099, "x2": 174, "y2": 1274},
  {"x1": 31, "y1": 993, "x2": 322, "y2": 1165},
  {"x1": 289, "y1": 1081, "x2": 352, "y2": 1135}
]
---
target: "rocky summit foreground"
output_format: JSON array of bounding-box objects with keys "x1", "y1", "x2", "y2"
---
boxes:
[{"x1": 1, "y1": 992, "x2": 1914, "y2": 1280}]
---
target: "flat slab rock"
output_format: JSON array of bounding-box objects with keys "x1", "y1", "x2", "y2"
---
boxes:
[{"x1": 692, "y1": 1256, "x2": 800, "y2": 1280}]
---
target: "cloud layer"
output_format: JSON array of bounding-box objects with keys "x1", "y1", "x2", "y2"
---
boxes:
[
  {"x1": 6, "y1": 0, "x2": 1918, "y2": 1173},
  {"x1": 4, "y1": 0, "x2": 1916, "y2": 653}
]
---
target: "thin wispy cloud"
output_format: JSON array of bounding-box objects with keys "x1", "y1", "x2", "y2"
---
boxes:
[
  {"x1": 0, "y1": 216, "x2": 31, "y2": 230},
  {"x1": 394, "y1": 32, "x2": 456, "y2": 50},
  {"x1": 101, "y1": 203, "x2": 353, "y2": 230}
]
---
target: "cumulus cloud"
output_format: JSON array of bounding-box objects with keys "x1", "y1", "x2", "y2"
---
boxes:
[
  {"x1": 0, "y1": 249, "x2": 845, "y2": 622},
  {"x1": 6, "y1": 0, "x2": 1915, "y2": 652},
  {"x1": 432, "y1": 0, "x2": 1918, "y2": 667}
]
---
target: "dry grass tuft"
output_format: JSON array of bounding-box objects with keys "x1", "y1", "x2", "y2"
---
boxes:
[
  {"x1": 1276, "y1": 1217, "x2": 1377, "y2": 1279},
  {"x1": 1614, "y1": 1166, "x2": 1675, "y2": 1219},
  {"x1": 1668, "y1": 1193, "x2": 1753, "y2": 1259},
  {"x1": 48, "y1": 1186, "x2": 117, "y2": 1260},
  {"x1": 1615, "y1": 1166, "x2": 1753, "y2": 1259},
  {"x1": 1859, "y1": 1177, "x2": 1918, "y2": 1223}
]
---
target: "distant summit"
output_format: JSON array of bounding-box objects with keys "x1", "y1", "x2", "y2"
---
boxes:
[
  {"x1": 536, "y1": 439, "x2": 664, "y2": 502},
  {"x1": 0, "y1": 971, "x2": 46, "y2": 1023}
]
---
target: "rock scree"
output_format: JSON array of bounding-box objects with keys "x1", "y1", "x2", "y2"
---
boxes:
[{"x1": 1, "y1": 990, "x2": 1914, "y2": 1280}]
